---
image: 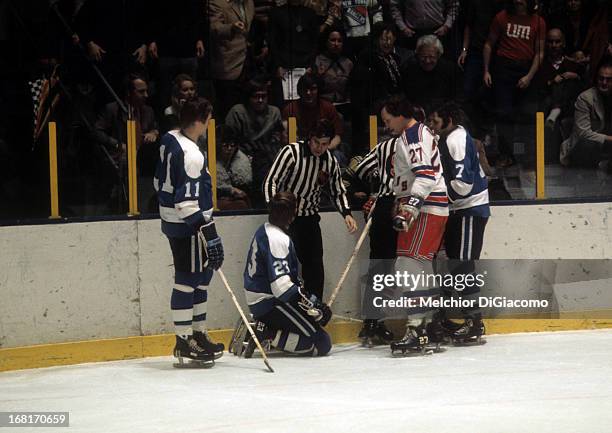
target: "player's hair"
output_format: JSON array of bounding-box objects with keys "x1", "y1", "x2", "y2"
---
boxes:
[
  {"x1": 179, "y1": 97, "x2": 212, "y2": 129},
  {"x1": 297, "y1": 73, "x2": 321, "y2": 99},
  {"x1": 309, "y1": 119, "x2": 335, "y2": 139},
  {"x1": 415, "y1": 35, "x2": 444, "y2": 57},
  {"x1": 435, "y1": 102, "x2": 469, "y2": 128},
  {"x1": 382, "y1": 95, "x2": 415, "y2": 119},
  {"x1": 171, "y1": 73, "x2": 197, "y2": 99},
  {"x1": 269, "y1": 191, "x2": 297, "y2": 229}
]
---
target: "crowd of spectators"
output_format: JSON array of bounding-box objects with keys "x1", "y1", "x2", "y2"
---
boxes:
[{"x1": 1, "y1": 0, "x2": 611, "y2": 218}]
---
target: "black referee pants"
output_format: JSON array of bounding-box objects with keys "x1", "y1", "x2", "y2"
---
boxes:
[
  {"x1": 289, "y1": 214, "x2": 324, "y2": 299},
  {"x1": 362, "y1": 196, "x2": 398, "y2": 319}
]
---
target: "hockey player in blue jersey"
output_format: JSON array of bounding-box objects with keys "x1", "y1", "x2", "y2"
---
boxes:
[
  {"x1": 430, "y1": 102, "x2": 490, "y2": 345},
  {"x1": 154, "y1": 97, "x2": 225, "y2": 366},
  {"x1": 231, "y1": 191, "x2": 332, "y2": 357}
]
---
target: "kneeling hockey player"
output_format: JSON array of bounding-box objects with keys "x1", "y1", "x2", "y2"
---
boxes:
[{"x1": 231, "y1": 191, "x2": 332, "y2": 357}]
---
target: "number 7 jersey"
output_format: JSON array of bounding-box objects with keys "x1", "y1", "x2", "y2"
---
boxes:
[{"x1": 393, "y1": 122, "x2": 448, "y2": 216}]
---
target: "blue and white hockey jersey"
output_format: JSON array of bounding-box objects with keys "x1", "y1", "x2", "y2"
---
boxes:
[
  {"x1": 153, "y1": 130, "x2": 214, "y2": 238},
  {"x1": 244, "y1": 223, "x2": 300, "y2": 318},
  {"x1": 438, "y1": 126, "x2": 490, "y2": 217}
]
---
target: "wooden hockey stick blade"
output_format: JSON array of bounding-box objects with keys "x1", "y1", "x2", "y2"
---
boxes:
[{"x1": 217, "y1": 269, "x2": 275, "y2": 373}]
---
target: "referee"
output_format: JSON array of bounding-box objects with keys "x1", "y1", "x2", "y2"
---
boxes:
[
  {"x1": 353, "y1": 137, "x2": 397, "y2": 344},
  {"x1": 264, "y1": 119, "x2": 358, "y2": 300}
]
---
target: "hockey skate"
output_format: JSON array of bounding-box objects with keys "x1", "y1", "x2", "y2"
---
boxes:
[
  {"x1": 426, "y1": 317, "x2": 462, "y2": 345},
  {"x1": 193, "y1": 330, "x2": 225, "y2": 360},
  {"x1": 242, "y1": 321, "x2": 273, "y2": 359},
  {"x1": 173, "y1": 335, "x2": 215, "y2": 368},
  {"x1": 391, "y1": 325, "x2": 438, "y2": 356},
  {"x1": 359, "y1": 320, "x2": 394, "y2": 347},
  {"x1": 451, "y1": 318, "x2": 487, "y2": 346}
]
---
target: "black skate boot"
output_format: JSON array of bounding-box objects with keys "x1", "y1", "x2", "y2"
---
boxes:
[
  {"x1": 360, "y1": 320, "x2": 394, "y2": 347},
  {"x1": 372, "y1": 321, "x2": 394, "y2": 344},
  {"x1": 427, "y1": 316, "x2": 461, "y2": 345},
  {"x1": 390, "y1": 324, "x2": 433, "y2": 356},
  {"x1": 358, "y1": 320, "x2": 376, "y2": 347},
  {"x1": 451, "y1": 318, "x2": 486, "y2": 346},
  {"x1": 193, "y1": 330, "x2": 225, "y2": 360},
  {"x1": 173, "y1": 335, "x2": 215, "y2": 368},
  {"x1": 243, "y1": 321, "x2": 274, "y2": 359}
]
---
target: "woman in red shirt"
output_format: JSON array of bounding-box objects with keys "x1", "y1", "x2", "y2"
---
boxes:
[{"x1": 483, "y1": 0, "x2": 546, "y2": 167}]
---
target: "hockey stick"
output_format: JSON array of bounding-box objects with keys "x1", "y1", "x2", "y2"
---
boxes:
[
  {"x1": 332, "y1": 314, "x2": 363, "y2": 323},
  {"x1": 217, "y1": 269, "x2": 275, "y2": 373},
  {"x1": 327, "y1": 200, "x2": 377, "y2": 307}
]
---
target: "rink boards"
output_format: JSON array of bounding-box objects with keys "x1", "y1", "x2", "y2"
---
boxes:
[{"x1": 2, "y1": 202, "x2": 612, "y2": 371}]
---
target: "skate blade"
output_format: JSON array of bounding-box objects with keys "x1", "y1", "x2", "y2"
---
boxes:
[
  {"x1": 173, "y1": 358, "x2": 215, "y2": 369},
  {"x1": 391, "y1": 348, "x2": 434, "y2": 357},
  {"x1": 453, "y1": 338, "x2": 487, "y2": 347},
  {"x1": 425, "y1": 343, "x2": 447, "y2": 353}
]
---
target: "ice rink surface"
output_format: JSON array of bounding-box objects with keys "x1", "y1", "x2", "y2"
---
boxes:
[{"x1": 2, "y1": 329, "x2": 612, "y2": 433}]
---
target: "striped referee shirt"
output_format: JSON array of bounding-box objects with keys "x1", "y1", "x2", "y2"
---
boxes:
[
  {"x1": 263, "y1": 141, "x2": 351, "y2": 217},
  {"x1": 354, "y1": 138, "x2": 396, "y2": 197}
]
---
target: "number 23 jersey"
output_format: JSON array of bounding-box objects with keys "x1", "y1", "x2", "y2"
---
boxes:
[
  {"x1": 393, "y1": 122, "x2": 448, "y2": 217},
  {"x1": 244, "y1": 223, "x2": 301, "y2": 318}
]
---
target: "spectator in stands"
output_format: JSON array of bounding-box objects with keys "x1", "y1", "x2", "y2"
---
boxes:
[
  {"x1": 209, "y1": 0, "x2": 254, "y2": 121},
  {"x1": 350, "y1": 22, "x2": 409, "y2": 154},
  {"x1": 548, "y1": 0, "x2": 597, "y2": 63},
  {"x1": 337, "y1": 0, "x2": 383, "y2": 60},
  {"x1": 389, "y1": 0, "x2": 459, "y2": 50},
  {"x1": 225, "y1": 77, "x2": 283, "y2": 206},
  {"x1": 216, "y1": 125, "x2": 253, "y2": 210},
  {"x1": 246, "y1": 0, "x2": 276, "y2": 76},
  {"x1": 283, "y1": 73, "x2": 343, "y2": 151},
  {"x1": 268, "y1": 0, "x2": 319, "y2": 105},
  {"x1": 560, "y1": 60, "x2": 612, "y2": 168},
  {"x1": 458, "y1": 0, "x2": 505, "y2": 104},
  {"x1": 401, "y1": 35, "x2": 457, "y2": 112},
  {"x1": 314, "y1": 27, "x2": 353, "y2": 105},
  {"x1": 483, "y1": 0, "x2": 546, "y2": 168},
  {"x1": 536, "y1": 29, "x2": 584, "y2": 126},
  {"x1": 92, "y1": 74, "x2": 159, "y2": 212},
  {"x1": 74, "y1": 0, "x2": 149, "y2": 106},
  {"x1": 147, "y1": 1, "x2": 205, "y2": 113},
  {"x1": 162, "y1": 74, "x2": 197, "y2": 133}
]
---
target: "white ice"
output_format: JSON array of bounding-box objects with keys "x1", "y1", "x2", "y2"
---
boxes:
[{"x1": 1, "y1": 329, "x2": 612, "y2": 433}]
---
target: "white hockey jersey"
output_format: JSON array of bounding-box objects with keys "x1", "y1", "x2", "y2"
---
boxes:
[{"x1": 393, "y1": 122, "x2": 448, "y2": 216}]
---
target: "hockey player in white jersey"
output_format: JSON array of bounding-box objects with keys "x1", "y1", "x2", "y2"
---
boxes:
[
  {"x1": 431, "y1": 102, "x2": 490, "y2": 345},
  {"x1": 231, "y1": 191, "x2": 332, "y2": 358},
  {"x1": 381, "y1": 96, "x2": 449, "y2": 355}
]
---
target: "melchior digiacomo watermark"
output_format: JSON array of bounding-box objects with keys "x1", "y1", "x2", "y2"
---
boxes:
[{"x1": 370, "y1": 271, "x2": 550, "y2": 309}]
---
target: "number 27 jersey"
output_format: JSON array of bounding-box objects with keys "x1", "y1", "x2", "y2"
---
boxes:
[{"x1": 393, "y1": 122, "x2": 448, "y2": 217}]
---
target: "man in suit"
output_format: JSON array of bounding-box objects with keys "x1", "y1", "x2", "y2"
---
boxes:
[
  {"x1": 560, "y1": 60, "x2": 612, "y2": 168},
  {"x1": 209, "y1": 0, "x2": 255, "y2": 120}
]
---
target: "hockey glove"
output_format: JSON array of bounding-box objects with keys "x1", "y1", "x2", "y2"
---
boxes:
[
  {"x1": 297, "y1": 287, "x2": 333, "y2": 326},
  {"x1": 362, "y1": 196, "x2": 376, "y2": 220},
  {"x1": 392, "y1": 196, "x2": 424, "y2": 232},
  {"x1": 198, "y1": 221, "x2": 224, "y2": 270}
]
